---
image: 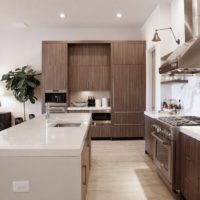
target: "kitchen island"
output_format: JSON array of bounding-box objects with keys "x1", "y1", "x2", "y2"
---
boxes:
[{"x1": 0, "y1": 113, "x2": 91, "y2": 200}]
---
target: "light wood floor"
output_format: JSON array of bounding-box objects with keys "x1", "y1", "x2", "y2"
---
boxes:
[{"x1": 86, "y1": 140, "x2": 174, "y2": 200}]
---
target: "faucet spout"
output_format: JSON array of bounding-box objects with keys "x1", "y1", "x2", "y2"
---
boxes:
[{"x1": 46, "y1": 103, "x2": 50, "y2": 119}]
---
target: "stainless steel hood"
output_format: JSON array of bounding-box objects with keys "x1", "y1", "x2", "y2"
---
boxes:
[
  {"x1": 159, "y1": 0, "x2": 200, "y2": 74},
  {"x1": 159, "y1": 37, "x2": 200, "y2": 74}
]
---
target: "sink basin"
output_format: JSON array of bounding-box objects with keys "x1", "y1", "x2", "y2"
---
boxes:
[{"x1": 53, "y1": 123, "x2": 81, "y2": 127}]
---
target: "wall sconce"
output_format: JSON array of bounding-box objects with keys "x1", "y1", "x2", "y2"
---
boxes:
[{"x1": 152, "y1": 27, "x2": 180, "y2": 45}]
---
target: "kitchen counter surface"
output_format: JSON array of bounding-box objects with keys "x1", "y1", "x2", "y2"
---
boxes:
[
  {"x1": 68, "y1": 106, "x2": 111, "y2": 111},
  {"x1": 144, "y1": 111, "x2": 184, "y2": 119},
  {"x1": 180, "y1": 126, "x2": 200, "y2": 141},
  {"x1": 0, "y1": 113, "x2": 91, "y2": 157}
]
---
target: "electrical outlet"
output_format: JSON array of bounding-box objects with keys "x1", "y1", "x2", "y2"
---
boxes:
[{"x1": 13, "y1": 181, "x2": 30, "y2": 193}]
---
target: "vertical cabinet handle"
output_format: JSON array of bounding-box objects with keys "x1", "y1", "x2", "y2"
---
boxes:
[
  {"x1": 82, "y1": 165, "x2": 87, "y2": 185},
  {"x1": 112, "y1": 79, "x2": 115, "y2": 108},
  {"x1": 64, "y1": 80, "x2": 66, "y2": 89}
]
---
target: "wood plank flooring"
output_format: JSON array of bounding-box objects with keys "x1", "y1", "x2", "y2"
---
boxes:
[{"x1": 86, "y1": 140, "x2": 174, "y2": 200}]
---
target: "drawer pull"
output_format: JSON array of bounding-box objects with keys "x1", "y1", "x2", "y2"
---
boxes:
[{"x1": 82, "y1": 165, "x2": 87, "y2": 185}]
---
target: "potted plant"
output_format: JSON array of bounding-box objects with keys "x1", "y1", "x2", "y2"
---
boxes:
[{"x1": 1, "y1": 66, "x2": 41, "y2": 121}]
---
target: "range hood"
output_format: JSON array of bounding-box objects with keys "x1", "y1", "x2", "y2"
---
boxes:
[
  {"x1": 159, "y1": 37, "x2": 200, "y2": 74},
  {"x1": 159, "y1": 0, "x2": 200, "y2": 74}
]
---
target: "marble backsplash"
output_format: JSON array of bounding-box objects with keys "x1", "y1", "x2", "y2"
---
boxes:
[{"x1": 171, "y1": 75, "x2": 200, "y2": 116}]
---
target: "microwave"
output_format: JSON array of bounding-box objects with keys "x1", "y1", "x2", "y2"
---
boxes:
[
  {"x1": 45, "y1": 90, "x2": 67, "y2": 113},
  {"x1": 45, "y1": 90, "x2": 67, "y2": 103}
]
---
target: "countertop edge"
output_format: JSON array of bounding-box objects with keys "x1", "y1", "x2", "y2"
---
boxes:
[{"x1": 180, "y1": 126, "x2": 200, "y2": 142}]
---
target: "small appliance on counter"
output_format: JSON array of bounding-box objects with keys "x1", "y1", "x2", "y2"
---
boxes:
[
  {"x1": 95, "y1": 99, "x2": 101, "y2": 107},
  {"x1": 88, "y1": 96, "x2": 95, "y2": 107},
  {"x1": 45, "y1": 90, "x2": 67, "y2": 113},
  {"x1": 102, "y1": 97, "x2": 108, "y2": 107}
]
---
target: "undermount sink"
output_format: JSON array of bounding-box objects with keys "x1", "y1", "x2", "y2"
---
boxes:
[{"x1": 53, "y1": 123, "x2": 81, "y2": 127}]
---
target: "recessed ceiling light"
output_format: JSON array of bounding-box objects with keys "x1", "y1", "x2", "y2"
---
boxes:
[
  {"x1": 59, "y1": 13, "x2": 66, "y2": 19},
  {"x1": 116, "y1": 12, "x2": 122, "y2": 18}
]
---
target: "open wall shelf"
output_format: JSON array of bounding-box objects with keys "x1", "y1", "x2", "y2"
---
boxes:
[{"x1": 161, "y1": 79, "x2": 188, "y2": 84}]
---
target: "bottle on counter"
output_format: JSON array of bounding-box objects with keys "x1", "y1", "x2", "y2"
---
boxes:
[
  {"x1": 88, "y1": 96, "x2": 91, "y2": 107},
  {"x1": 178, "y1": 99, "x2": 182, "y2": 110},
  {"x1": 92, "y1": 96, "x2": 96, "y2": 107}
]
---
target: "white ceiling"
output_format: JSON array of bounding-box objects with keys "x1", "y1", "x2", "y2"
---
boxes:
[{"x1": 0, "y1": 0, "x2": 172, "y2": 29}]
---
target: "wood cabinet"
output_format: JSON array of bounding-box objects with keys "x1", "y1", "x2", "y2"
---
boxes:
[
  {"x1": 111, "y1": 41, "x2": 145, "y2": 65},
  {"x1": 42, "y1": 42, "x2": 68, "y2": 90},
  {"x1": 180, "y1": 133, "x2": 200, "y2": 200},
  {"x1": 69, "y1": 65, "x2": 110, "y2": 91},
  {"x1": 81, "y1": 129, "x2": 91, "y2": 200},
  {"x1": 111, "y1": 41, "x2": 146, "y2": 138},
  {"x1": 144, "y1": 115, "x2": 155, "y2": 159},
  {"x1": 90, "y1": 123, "x2": 111, "y2": 138},
  {"x1": 68, "y1": 43, "x2": 110, "y2": 91}
]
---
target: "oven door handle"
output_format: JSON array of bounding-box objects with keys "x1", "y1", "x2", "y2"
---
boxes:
[{"x1": 151, "y1": 132, "x2": 170, "y2": 146}]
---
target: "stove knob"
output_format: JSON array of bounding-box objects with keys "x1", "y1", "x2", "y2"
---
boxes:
[{"x1": 167, "y1": 132, "x2": 172, "y2": 138}]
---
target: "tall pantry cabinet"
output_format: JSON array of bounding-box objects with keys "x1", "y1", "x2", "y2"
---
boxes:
[{"x1": 111, "y1": 42, "x2": 146, "y2": 138}]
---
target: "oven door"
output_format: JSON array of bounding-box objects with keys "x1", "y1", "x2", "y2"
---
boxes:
[{"x1": 152, "y1": 132, "x2": 173, "y2": 187}]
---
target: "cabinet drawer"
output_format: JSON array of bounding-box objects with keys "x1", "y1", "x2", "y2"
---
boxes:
[
  {"x1": 91, "y1": 123, "x2": 111, "y2": 138},
  {"x1": 112, "y1": 112, "x2": 144, "y2": 125},
  {"x1": 112, "y1": 124, "x2": 144, "y2": 138}
]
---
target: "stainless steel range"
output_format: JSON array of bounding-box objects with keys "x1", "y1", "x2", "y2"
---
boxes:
[{"x1": 152, "y1": 116, "x2": 200, "y2": 195}]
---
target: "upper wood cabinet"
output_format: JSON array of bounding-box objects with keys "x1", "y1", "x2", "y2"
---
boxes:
[
  {"x1": 111, "y1": 41, "x2": 146, "y2": 65},
  {"x1": 42, "y1": 42, "x2": 68, "y2": 90},
  {"x1": 68, "y1": 43, "x2": 110, "y2": 91},
  {"x1": 69, "y1": 44, "x2": 110, "y2": 66},
  {"x1": 69, "y1": 65, "x2": 110, "y2": 91}
]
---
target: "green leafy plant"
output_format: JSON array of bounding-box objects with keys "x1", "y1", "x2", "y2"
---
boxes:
[{"x1": 1, "y1": 66, "x2": 41, "y2": 121}]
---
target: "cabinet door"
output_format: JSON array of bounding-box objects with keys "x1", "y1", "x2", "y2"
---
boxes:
[
  {"x1": 112, "y1": 65, "x2": 145, "y2": 112},
  {"x1": 69, "y1": 66, "x2": 91, "y2": 91},
  {"x1": 90, "y1": 123, "x2": 111, "y2": 138},
  {"x1": 180, "y1": 133, "x2": 199, "y2": 200},
  {"x1": 145, "y1": 116, "x2": 154, "y2": 158},
  {"x1": 68, "y1": 43, "x2": 110, "y2": 91},
  {"x1": 111, "y1": 42, "x2": 145, "y2": 65},
  {"x1": 90, "y1": 66, "x2": 110, "y2": 90},
  {"x1": 42, "y1": 42, "x2": 68, "y2": 90},
  {"x1": 69, "y1": 65, "x2": 110, "y2": 91}
]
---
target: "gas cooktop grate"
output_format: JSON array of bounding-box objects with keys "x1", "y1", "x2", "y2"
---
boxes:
[{"x1": 158, "y1": 116, "x2": 200, "y2": 126}]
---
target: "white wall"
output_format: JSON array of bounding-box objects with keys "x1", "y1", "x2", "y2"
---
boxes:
[
  {"x1": 171, "y1": 75, "x2": 200, "y2": 115},
  {"x1": 171, "y1": 0, "x2": 185, "y2": 49},
  {"x1": 170, "y1": 0, "x2": 200, "y2": 115},
  {"x1": 141, "y1": 3, "x2": 172, "y2": 111},
  {"x1": 0, "y1": 27, "x2": 142, "y2": 120},
  {"x1": 142, "y1": 0, "x2": 200, "y2": 115}
]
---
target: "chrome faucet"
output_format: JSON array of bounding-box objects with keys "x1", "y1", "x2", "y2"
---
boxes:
[{"x1": 46, "y1": 103, "x2": 50, "y2": 119}]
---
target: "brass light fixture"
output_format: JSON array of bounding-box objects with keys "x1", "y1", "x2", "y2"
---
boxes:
[{"x1": 152, "y1": 27, "x2": 180, "y2": 45}]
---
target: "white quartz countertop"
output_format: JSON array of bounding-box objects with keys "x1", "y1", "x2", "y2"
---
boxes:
[
  {"x1": 144, "y1": 111, "x2": 184, "y2": 119},
  {"x1": 0, "y1": 113, "x2": 91, "y2": 157},
  {"x1": 68, "y1": 106, "x2": 111, "y2": 111},
  {"x1": 180, "y1": 126, "x2": 200, "y2": 141}
]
